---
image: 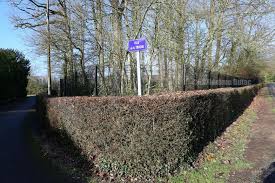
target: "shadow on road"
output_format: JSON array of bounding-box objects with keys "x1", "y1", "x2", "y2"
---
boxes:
[
  {"x1": 261, "y1": 162, "x2": 275, "y2": 183},
  {"x1": 0, "y1": 96, "x2": 73, "y2": 183}
]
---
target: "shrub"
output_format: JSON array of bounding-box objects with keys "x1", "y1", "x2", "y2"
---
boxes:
[
  {"x1": 38, "y1": 85, "x2": 261, "y2": 181},
  {"x1": 0, "y1": 49, "x2": 30, "y2": 99}
]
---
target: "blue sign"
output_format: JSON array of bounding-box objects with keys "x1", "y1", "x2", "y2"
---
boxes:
[{"x1": 128, "y1": 38, "x2": 147, "y2": 52}]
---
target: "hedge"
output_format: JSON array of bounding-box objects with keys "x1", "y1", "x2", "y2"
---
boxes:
[{"x1": 37, "y1": 85, "x2": 261, "y2": 181}]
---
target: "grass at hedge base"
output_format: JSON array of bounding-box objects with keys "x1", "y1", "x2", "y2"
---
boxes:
[
  {"x1": 170, "y1": 105, "x2": 257, "y2": 183},
  {"x1": 37, "y1": 85, "x2": 261, "y2": 182}
]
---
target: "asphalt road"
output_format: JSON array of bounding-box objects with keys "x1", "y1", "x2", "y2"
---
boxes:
[{"x1": 0, "y1": 96, "x2": 70, "y2": 183}]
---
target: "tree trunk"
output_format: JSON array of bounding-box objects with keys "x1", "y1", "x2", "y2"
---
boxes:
[{"x1": 111, "y1": 0, "x2": 125, "y2": 95}]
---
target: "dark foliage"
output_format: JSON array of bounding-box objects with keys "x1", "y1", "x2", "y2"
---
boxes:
[
  {"x1": 38, "y1": 85, "x2": 261, "y2": 181},
  {"x1": 0, "y1": 49, "x2": 30, "y2": 99}
]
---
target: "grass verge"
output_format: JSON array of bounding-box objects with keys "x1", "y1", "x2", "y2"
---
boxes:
[{"x1": 169, "y1": 107, "x2": 258, "y2": 183}]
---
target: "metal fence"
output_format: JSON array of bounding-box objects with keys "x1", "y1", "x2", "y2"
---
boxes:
[{"x1": 58, "y1": 65, "x2": 259, "y2": 97}]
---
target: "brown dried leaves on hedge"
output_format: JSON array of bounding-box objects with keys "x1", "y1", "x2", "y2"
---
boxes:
[{"x1": 38, "y1": 85, "x2": 261, "y2": 182}]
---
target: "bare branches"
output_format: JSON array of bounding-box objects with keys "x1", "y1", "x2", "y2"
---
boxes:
[{"x1": 8, "y1": 0, "x2": 275, "y2": 95}]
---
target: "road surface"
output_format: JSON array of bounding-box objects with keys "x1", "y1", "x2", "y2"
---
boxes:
[{"x1": 0, "y1": 96, "x2": 71, "y2": 183}]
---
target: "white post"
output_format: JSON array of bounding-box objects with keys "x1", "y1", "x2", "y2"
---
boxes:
[
  {"x1": 136, "y1": 51, "x2": 142, "y2": 96},
  {"x1": 46, "y1": 0, "x2": 52, "y2": 96}
]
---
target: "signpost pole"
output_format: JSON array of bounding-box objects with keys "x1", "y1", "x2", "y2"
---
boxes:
[
  {"x1": 95, "y1": 65, "x2": 98, "y2": 96},
  {"x1": 128, "y1": 38, "x2": 147, "y2": 96},
  {"x1": 136, "y1": 51, "x2": 142, "y2": 96}
]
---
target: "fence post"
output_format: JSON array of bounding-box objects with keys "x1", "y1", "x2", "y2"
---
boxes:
[
  {"x1": 64, "y1": 75, "x2": 67, "y2": 96},
  {"x1": 217, "y1": 73, "x2": 220, "y2": 88},
  {"x1": 74, "y1": 71, "x2": 78, "y2": 95},
  {"x1": 60, "y1": 79, "x2": 64, "y2": 97},
  {"x1": 182, "y1": 63, "x2": 186, "y2": 91},
  {"x1": 69, "y1": 76, "x2": 72, "y2": 96},
  {"x1": 224, "y1": 75, "x2": 227, "y2": 88},
  {"x1": 95, "y1": 65, "x2": 98, "y2": 96},
  {"x1": 194, "y1": 68, "x2": 198, "y2": 90},
  {"x1": 208, "y1": 70, "x2": 211, "y2": 89}
]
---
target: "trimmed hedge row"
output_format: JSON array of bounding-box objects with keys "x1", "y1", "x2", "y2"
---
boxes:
[{"x1": 38, "y1": 85, "x2": 261, "y2": 181}]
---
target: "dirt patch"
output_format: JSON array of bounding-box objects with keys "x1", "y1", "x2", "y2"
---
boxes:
[{"x1": 228, "y1": 85, "x2": 275, "y2": 183}]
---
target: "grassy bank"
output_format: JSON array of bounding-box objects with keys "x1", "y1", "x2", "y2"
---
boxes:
[{"x1": 170, "y1": 105, "x2": 258, "y2": 182}]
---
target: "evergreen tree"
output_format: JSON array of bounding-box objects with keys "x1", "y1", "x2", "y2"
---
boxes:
[{"x1": 0, "y1": 49, "x2": 30, "y2": 99}]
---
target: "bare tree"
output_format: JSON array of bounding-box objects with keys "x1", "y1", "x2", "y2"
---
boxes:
[{"x1": 9, "y1": 0, "x2": 275, "y2": 95}]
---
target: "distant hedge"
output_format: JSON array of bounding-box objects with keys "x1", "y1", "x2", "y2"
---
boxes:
[
  {"x1": 38, "y1": 85, "x2": 261, "y2": 181},
  {"x1": 0, "y1": 49, "x2": 30, "y2": 100}
]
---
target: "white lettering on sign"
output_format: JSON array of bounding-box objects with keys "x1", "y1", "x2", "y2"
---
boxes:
[
  {"x1": 136, "y1": 45, "x2": 144, "y2": 49},
  {"x1": 128, "y1": 38, "x2": 147, "y2": 52}
]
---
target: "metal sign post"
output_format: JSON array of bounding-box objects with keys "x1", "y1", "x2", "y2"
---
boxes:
[
  {"x1": 136, "y1": 51, "x2": 141, "y2": 96},
  {"x1": 128, "y1": 38, "x2": 147, "y2": 96}
]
